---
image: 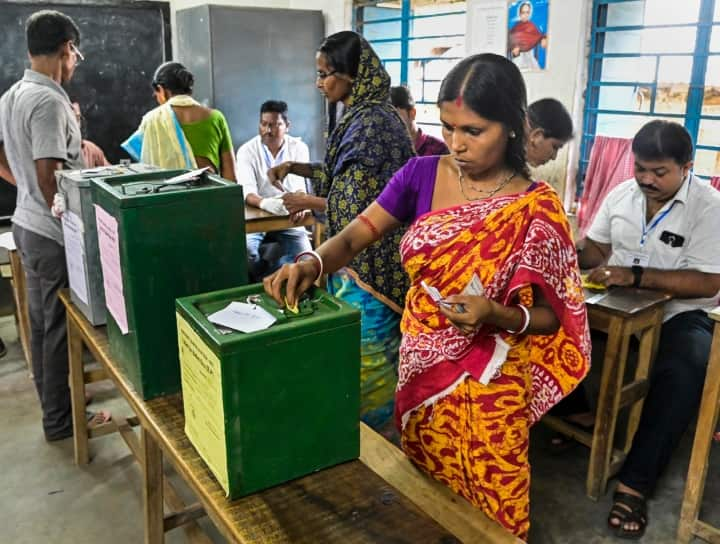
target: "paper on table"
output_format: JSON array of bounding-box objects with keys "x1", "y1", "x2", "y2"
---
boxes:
[
  {"x1": 95, "y1": 205, "x2": 129, "y2": 334},
  {"x1": 0, "y1": 231, "x2": 16, "y2": 251},
  {"x1": 207, "y1": 301, "x2": 276, "y2": 333},
  {"x1": 61, "y1": 210, "x2": 89, "y2": 305}
]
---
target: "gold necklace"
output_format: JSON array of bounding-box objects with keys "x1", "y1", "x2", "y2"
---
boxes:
[{"x1": 457, "y1": 168, "x2": 516, "y2": 201}]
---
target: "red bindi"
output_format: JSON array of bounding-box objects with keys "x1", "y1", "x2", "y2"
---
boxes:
[{"x1": 455, "y1": 95, "x2": 463, "y2": 107}]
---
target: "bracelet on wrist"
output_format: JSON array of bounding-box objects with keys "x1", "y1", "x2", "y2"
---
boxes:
[
  {"x1": 294, "y1": 250, "x2": 323, "y2": 282},
  {"x1": 506, "y1": 304, "x2": 530, "y2": 335}
]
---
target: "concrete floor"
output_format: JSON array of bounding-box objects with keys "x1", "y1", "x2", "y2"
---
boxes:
[{"x1": 1, "y1": 305, "x2": 719, "y2": 543}]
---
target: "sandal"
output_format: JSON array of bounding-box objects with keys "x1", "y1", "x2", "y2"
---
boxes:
[{"x1": 607, "y1": 491, "x2": 648, "y2": 540}]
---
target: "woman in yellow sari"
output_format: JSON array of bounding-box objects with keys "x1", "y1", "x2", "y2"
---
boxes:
[{"x1": 263, "y1": 54, "x2": 590, "y2": 540}]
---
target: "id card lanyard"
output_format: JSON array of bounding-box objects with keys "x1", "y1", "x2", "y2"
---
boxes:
[{"x1": 640, "y1": 202, "x2": 676, "y2": 248}]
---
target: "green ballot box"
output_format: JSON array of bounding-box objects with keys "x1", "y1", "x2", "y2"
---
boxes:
[
  {"x1": 175, "y1": 284, "x2": 361, "y2": 499},
  {"x1": 56, "y1": 163, "x2": 159, "y2": 326},
  {"x1": 91, "y1": 169, "x2": 248, "y2": 399}
]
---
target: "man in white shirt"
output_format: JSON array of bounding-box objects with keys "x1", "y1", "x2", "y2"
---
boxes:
[
  {"x1": 235, "y1": 100, "x2": 312, "y2": 281},
  {"x1": 577, "y1": 121, "x2": 720, "y2": 538}
]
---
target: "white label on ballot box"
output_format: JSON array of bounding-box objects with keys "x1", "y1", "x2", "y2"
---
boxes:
[
  {"x1": 177, "y1": 314, "x2": 230, "y2": 495},
  {"x1": 95, "y1": 205, "x2": 129, "y2": 334},
  {"x1": 62, "y1": 210, "x2": 89, "y2": 305}
]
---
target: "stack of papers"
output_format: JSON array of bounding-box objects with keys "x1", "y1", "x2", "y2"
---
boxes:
[{"x1": 207, "y1": 301, "x2": 276, "y2": 333}]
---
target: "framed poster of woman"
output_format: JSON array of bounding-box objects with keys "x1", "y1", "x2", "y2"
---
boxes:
[{"x1": 507, "y1": 0, "x2": 549, "y2": 71}]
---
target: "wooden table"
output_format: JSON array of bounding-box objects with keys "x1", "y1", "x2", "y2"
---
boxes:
[
  {"x1": 61, "y1": 290, "x2": 519, "y2": 544},
  {"x1": 544, "y1": 286, "x2": 671, "y2": 500},
  {"x1": 677, "y1": 308, "x2": 720, "y2": 543},
  {"x1": 8, "y1": 247, "x2": 32, "y2": 371}
]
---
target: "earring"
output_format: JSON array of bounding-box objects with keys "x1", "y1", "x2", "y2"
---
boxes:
[{"x1": 509, "y1": 131, "x2": 517, "y2": 139}]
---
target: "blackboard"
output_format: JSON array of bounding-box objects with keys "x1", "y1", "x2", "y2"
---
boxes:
[{"x1": 0, "y1": 0, "x2": 171, "y2": 216}]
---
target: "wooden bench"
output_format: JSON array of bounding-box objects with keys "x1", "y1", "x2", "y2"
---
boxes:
[
  {"x1": 544, "y1": 286, "x2": 670, "y2": 499},
  {"x1": 60, "y1": 290, "x2": 520, "y2": 544},
  {"x1": 677, "y1": 308, "x2": 720, "y2": 543}
]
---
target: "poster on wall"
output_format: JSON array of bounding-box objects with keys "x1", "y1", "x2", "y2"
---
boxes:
[
  {"x1": 507, "y1": 0, "x2": 549, "y2": 71},
  {"x1": 466, "y1": 0, "x2": 508, "y2": 56}
]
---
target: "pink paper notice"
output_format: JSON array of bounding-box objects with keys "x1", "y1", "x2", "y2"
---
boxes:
[{"x1": 94, "y1": 205, "x2": 129, "y2": 334}]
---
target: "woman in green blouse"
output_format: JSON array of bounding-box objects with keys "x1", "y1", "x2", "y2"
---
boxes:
[{"x1": 123, "y1": 62, "x2": 236, "y2": 181}]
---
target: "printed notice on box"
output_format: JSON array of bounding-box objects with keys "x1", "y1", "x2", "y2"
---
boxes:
[
  {"x1": 177, "y1": 314, "x2": 229, "y2": 494},
  {"x1": 94, "y1": 205, "x2": 129, "y2": 334},
  {"x1": 62, "y1": 210, "x2": 89, "y2": 305}
]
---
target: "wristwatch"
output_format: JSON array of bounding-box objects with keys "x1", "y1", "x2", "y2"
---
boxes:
[{"x1": 631, "y1": 265, "x2": 644, "y2": 288}]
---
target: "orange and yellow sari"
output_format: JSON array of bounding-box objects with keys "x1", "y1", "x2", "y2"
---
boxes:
[{"x1": 396, "y1": 183, "x2": 590, "y2": 540}]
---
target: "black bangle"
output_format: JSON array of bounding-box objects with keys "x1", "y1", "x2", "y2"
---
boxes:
[{"x1": 631, "y1": 265, "x2": 644, "y2": 288}]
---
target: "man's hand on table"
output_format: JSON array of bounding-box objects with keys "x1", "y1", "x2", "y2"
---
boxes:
[{"x1": 587, "y1": 266, "x2": 634, "y2": 288}]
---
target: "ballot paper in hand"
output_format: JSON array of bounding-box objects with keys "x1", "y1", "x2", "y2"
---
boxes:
[
  {"x1": 207, "y1": 301, "x2": 276, "y2": 333},
  {"x1": 421, "y1": 273, "x2": 485, "y2": 312}
]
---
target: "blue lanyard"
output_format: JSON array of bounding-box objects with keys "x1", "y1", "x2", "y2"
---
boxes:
[
  {"x1": 261, "y1": 143, "x2": 285, "y2": 171},
  {"x1": 640, "y1": 201, "x2": 676, "y2": 247}
]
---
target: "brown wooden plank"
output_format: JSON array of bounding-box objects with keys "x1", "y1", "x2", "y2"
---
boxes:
[
  {"x1": 9, "y1": 249, "x2": 32, "y2": 371},
  {"x1": 142, "y1": 427, "x2": 165, "y2": 544},
  {"x1": 586, "y1": 286, "x2": 671, "y2": 316},
  {"x1": 67, "y1": 315, "x2": 90, "y2": 466},
  {"x1": 587, "y1": 314, "x2": 630, "y2": 500},
  {"x1": 693, "y1": 520, "x2": 720, "y2": 543},
  {"x1": 244, "y1": 205, "x2": 314, "y2": 234},
  {"x1": 359, "y1": 424, "x2": 521, "y2": 544},
  {"x1": 677, "y1": 322, "x2": 720, "y2": 543}
]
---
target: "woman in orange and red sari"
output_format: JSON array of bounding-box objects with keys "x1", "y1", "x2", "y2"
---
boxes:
[{"x1": 263, "y1": 53, "x2": 590, "y2": 540}]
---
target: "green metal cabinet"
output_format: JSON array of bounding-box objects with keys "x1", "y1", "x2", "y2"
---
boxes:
[
  {"x1": 91, "y1": 169, "x2": 248, "y2": 399},
  {"x1": 175, "y1": 284, "x2": 361, "y2": 499}
]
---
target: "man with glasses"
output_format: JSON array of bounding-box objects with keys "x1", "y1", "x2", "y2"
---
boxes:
[{"x1": 0, "y1": 10, "x2": 110, "y2": 441}]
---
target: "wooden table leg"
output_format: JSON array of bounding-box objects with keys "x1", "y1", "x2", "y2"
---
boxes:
[
  {"x1": 68, "y1": 316, "x2": 89, "y2": 466},
  {"x1": 587, "y1": 315, "x2": 630, "y2": 500},
  {"x1": 142, "y1": 426, "x2": 165, "y2": 544},
  {"x1": 677, "y1": 323, "x2": 720, "y2": 543},
  {"x1": 624, "y1": 308, "x2": 663, "y2": 452}
]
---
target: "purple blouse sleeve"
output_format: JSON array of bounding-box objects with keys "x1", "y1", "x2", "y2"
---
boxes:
[
  {"x1": 376, "y1": 157, "x2": 418, "y2": 223},
  {"x1": 376, "y1": 156, "x2": 439, "y2": 223}
]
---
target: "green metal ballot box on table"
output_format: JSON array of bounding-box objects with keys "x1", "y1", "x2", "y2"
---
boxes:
[
  {"x1": 175, "y1": 284, "x2": 361, "y2": 499},
  {"x1": 91, "y1": 169, "x2": 248, "y2": 400},
  {"x1": 56, "y1": 163, "x2": 159, "y2": 326}
]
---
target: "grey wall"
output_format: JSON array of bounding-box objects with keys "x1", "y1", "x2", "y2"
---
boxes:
[{"x1": 177, "y1": 5, "x2": 326, "y2": 161}]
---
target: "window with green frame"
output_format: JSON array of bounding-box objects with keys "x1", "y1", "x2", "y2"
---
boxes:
[
  {"x1": 581, "y1": 0, "x2": 720, "y2": 191},
  {"x1": 353, "y1": 0, "x2": 466, "y2": 138}
]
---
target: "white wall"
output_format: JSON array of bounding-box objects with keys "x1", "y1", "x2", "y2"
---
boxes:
[{"x1": 523, "y1": 0, "x2": 592, "y2": 206}]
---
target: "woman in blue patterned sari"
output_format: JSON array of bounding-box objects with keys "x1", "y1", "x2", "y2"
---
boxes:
[{"x1": 269, "y1": 31, "x2": 415, "y2": 430}]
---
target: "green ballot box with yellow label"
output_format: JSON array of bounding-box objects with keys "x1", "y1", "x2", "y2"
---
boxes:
[
  {"x1": 91, "y1": 169, "x2": 248, "y2": 400},
  {"x1": 175, "y1": 284, "x2": 360, "y2": 499}
]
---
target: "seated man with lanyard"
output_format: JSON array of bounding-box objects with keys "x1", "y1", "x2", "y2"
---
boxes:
[
  {"x1": 578, "y1": 120, "x2": 720, "y2": 539},
  {"x1": 236, "y1": 100, "x2": 314, "y2": 281}
]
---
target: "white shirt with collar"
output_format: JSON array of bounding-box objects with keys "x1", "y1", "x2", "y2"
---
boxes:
[
  {"x1": 587, "y1": 174, "x2": 720, "y2": 320},
  {"x1": 235, "y1": 134, "x2": 309, "y2": 200}
]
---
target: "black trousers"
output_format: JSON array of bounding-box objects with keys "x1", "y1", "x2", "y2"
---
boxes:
[
  {"x1": 13, "y1": 224, "x2": 72, "y2": 440},
  {"x1": 618, "y1": 310, "x2": 713, "y2": 495}
]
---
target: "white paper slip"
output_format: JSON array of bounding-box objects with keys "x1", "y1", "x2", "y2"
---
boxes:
[
  {"x1": 462, "y1": 273, "x2": 485, "y2": 297},
  {"x1": 164, "y1": 167, "x2": 211, "y2": 185},
  {"x1": 420, "y1": 280, "x2": 444, "y2": 303},
  {"x1": 585, "y1": 292, "x2": 609, "y2": 305},
  {"x1": 207, "y1": 301, "x2": 277, "y2": 333},
  {"x1": 0, "y1": 231, "x2": 16, "y2": 251}
]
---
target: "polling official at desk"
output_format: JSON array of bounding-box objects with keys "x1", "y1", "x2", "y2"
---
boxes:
[
  {"x1": 236, "y1": 100, "x2": 318, "y2": 281},
  {"x1": 576, "y1": 120, "x2": 720, "y2": 539}
]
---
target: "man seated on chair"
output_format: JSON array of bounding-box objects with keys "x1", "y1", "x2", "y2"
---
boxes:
[
  {"x1": 577, "y1": 120, "x2": 720, "y2": 539},
  {"x1": 236, "y1": 100, "x2": 314, "y2": 281}
]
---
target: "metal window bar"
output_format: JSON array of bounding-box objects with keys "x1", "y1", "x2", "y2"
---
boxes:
[{"x1": 578, "y1": 0, "x2": 719, "y2": 196}]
